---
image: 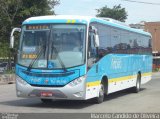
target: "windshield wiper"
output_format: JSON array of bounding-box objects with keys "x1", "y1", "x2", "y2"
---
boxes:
[
  {"x1": 51, "y1": 45, "x2": 67, "y2": 72},
  {"x1": 49, "y1": 28, "x2": 67, "y2": 72},
  {"x1": 27, "y1": 45, "x2": 46, "y2": 71}
]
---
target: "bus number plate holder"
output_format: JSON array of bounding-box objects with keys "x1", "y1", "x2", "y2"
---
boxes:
[{"x1": 40, "y1": 92, "x2": 53, "y2": 97}]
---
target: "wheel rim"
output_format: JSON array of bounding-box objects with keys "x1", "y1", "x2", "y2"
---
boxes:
[
  {"x1": 137, "y1": 75, "x2": 140, "y2": 90},
  {"x1": 99, "y1": 84, "x2": 104, "y2": 97},
  {"x1": 137, "y1": 80, "x2": 140, "y2": 89}
]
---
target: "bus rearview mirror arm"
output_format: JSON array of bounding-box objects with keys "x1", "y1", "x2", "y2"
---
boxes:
[{"x1": 10, "y1": 28, "x2": 21, "y2": 48}]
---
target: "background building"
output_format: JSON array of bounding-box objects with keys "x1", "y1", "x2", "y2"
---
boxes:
[
  {"x1": 144, "y1": 22, "x2": 160, "y2": 53},
  {"x1": 144, "y1": 22, "x2": 160, "y2": 70},
  {"x1": 129, "y1": 21, "x2": 145, "y2": 29}
]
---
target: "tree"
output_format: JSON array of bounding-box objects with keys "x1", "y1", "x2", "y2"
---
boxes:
[
  {"x1": 0, "y1": 0, "x2": 59, "y2": 40},
  {"x1": 96, "y1": 4, "x2": 128, "y2": 22},
  {"x1": 15, "y1": 0, "x2": 59, "y2": 27},
  {"x1": 0, "y1": 0, "x2": 59, "y2": 70}
]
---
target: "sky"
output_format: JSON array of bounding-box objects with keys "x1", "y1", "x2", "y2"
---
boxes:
[{"x1": 54, "y1": 0, "x2": 160, "y2": 24}]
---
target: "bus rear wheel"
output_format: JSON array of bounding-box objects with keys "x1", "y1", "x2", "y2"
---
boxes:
[
  {"x1": 95, "y1": 83, "x2": 105, "y2": 104},
  {"x1": 133, "y1": 74, "x2": 141, "y2": 93}
]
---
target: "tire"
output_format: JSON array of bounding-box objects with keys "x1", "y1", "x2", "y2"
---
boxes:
[
  {"x1": 41, "y1": 99, "x2": 53, "y2": 103},
  {"x1": 133, "y1": 74, "x2": 141, "y2": 93},
  {"x1": 95, "y1": 83, "x2": 105, "y2": 104}
]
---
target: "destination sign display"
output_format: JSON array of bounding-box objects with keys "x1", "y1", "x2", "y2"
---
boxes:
[
  {"x1": 22, "y1": 54, "x2": 37, "y2": 59},
  {"x1": 26, "y1": 25, "x2": 49, "y2": 30}
]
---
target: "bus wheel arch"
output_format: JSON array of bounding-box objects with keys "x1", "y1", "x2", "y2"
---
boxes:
[
  {"x1": 101, "y1": 76, "x2": 108, "y2": 95},
  {"x1": 94, "y1": 75, "x2": 108, "y2": 104}
]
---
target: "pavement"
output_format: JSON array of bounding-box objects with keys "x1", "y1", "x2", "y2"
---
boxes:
[
  {"x1": 0, "y1": 72, "x2": 159, "y2": 113},
  {"x1": 0, "y1": 74, "x2": 15, "y2": 85}
]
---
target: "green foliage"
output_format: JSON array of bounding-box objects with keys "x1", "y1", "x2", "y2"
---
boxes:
[
  {"x1": 0, "y1": 42, "x2": 9, "y2": 58},
  {"x1": 15, "y1": 0, "x2": 59, "y2": 27},
  {"x1": 4, "y1": 69, "x2": 15, "y2": 74},
  {"x1": 0, "y1": 0, "x2": 59, "y2": 58},
  {"x1": 96, "y1": 4, "x2": 128, "y2": 22}
]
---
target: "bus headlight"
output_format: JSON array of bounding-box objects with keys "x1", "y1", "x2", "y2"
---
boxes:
[
  {"x1": 69, "y1": 76, "x2": 86, "y2": 87},
  {"x1": 16, "y1": 76, "x2": 27, "y2": 85}
]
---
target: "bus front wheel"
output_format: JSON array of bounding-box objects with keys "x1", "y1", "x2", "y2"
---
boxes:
[{"x1": 95, "y1": 83, "x2": 105, "y2": 104}]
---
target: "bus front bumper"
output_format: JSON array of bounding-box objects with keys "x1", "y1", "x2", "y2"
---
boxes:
[{"x1": 16, "y1": 76, "x2": 86, "y2": 100}]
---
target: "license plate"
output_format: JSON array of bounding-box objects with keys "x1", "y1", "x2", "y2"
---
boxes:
[{"x1": 40, "y1": 92, "x2": 53, "y2": 97}]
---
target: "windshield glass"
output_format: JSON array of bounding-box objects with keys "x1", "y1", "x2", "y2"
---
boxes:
[{"x1": 18, "y1": 24, "x2": 86, "y2": 69}]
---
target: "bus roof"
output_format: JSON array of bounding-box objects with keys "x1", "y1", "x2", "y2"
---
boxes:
[{"x1": 23, "y1": 15, "x2": 151, "y2": 36}]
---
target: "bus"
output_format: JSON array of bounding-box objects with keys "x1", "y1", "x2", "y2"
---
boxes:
[{"x1": 10, "y1": 15, "x2": 152, "y2": 103}]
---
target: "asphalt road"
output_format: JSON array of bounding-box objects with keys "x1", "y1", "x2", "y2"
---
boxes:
[{"x1": 0, "y1": 73, "x2": 160, "y2": 113}]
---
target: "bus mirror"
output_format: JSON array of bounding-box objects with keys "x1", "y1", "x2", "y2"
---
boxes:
[
  {"x1": 10, "y1": 28, "x2": 21, "y2": 48},
  {"x1": 90, "y1": 26, "x2": 99, "y2": 47},
  {"x1": 94, "y1": 34, "x2": 99, "y2": 47}
]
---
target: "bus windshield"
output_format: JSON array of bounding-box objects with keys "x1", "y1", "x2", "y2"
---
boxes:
[{"x1": 18, "y1": 24, "x2": 86, "y2": 69}]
